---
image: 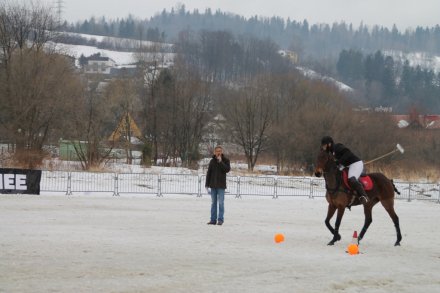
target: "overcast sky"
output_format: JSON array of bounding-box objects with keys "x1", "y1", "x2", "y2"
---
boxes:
[{"x1": 42, "y1": 0, "x2": 440, "y2": 30}]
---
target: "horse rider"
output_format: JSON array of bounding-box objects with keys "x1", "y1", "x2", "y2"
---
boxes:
[{"x1": 320, "y1": 136, "x2": 369, "y2": 204}]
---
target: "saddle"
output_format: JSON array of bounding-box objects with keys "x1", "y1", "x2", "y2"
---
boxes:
[{"x1": 342, "y1": 169, "x2": 373, "y2": 191}]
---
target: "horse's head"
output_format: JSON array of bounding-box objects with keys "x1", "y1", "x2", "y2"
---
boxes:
[{"x1": 314, "y1": 149, "x2": 336, "y2": 177}]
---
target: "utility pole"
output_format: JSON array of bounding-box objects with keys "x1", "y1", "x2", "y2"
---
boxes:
[{"x1": 55, "y1": 0, "x2": 64, "y2": 26}]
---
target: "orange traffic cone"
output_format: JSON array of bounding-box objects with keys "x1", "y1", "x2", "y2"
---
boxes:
[{"x1": 347, "y1": 231, "x2": 359, "y2": 255}]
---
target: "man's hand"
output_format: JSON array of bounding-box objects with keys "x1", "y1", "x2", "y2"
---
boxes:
[{"x1": 217, "y1": 155, "x2": 222, "y2": 162}]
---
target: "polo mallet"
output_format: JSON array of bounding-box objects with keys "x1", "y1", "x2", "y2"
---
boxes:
[{"x1": 364, "y1": 143, "x2": 405, "y2": 165}]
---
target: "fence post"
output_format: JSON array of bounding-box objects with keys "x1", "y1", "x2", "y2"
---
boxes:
[
  {"x1": 66, "y1": 172, "x2": 72, "y2": 196},
  {"x1": 113, "y1": 173, "x2": 119, "y2": 196},
  {"x1": 309, "y1": 178, "x2": 314, "y2": 199},
  {"x1": 273, "y1": 178, "x2": 278, "y2": 199},
  {"x1": 157, "y1": 174, "x2": 162, "y2": 197},
  {"x1": 197, "y1": 175, "x2": 202, "y2": 197},
  {"x1": 437, "y1": 183, "x2": 440, "y2": 204},
  {"x1": 236, "y1": 176, "x2": 241, "y2": 198}
]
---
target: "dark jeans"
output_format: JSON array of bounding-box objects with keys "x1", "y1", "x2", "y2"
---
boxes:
[{"x1": 210, "y1": 188, "x2": 225, "y2": 222}]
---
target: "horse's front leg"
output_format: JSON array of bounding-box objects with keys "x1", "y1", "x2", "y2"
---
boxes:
[
  {"x1": 358, "y1": 204, "x2": 373, "y2": 244},
  {"x1": 327, "y1": 206, "x2": 345, "y2": 245},
  {"x1": 324, "y1": 204, "x2": 337, "y2": 236}
]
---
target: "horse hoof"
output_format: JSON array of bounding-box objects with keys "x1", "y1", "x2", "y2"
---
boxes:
[
  {"x1": 328, "y1": 236, "x2": 341, "y2": 246},
  {"x1": 394, "y1": 241, "x2": 401, "y2": 246}
]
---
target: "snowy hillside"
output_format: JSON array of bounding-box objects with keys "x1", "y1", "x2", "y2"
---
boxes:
[
  {"x1": 54, "y1": 33, "x2": 354, "y2": 94},
  {"x1": 52, "y1": 33, "x2": 440, "y2": 97},
  {"x1": 296, "y1": 66, "x2": 354, "y2": 92},
  {"x1": 52, "y1": 32, "x2": 175, "y2": 66},
  {"x1": 62, "y1": 32, "x2": 174, "y2": 50},
  {"x1": 53, "y1": 42, "x2": 137, "y2": 65},
  {"x1": 384, "y1": 50, "x2": 440, "y2": 73}
]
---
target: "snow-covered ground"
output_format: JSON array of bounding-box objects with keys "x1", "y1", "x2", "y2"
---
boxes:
[
  {"x1": 0, "y1": 193, "x2": 439, "y2": 292},
  {"x1": 296, "y1": 66, "x2": 354, "y2": 92}
]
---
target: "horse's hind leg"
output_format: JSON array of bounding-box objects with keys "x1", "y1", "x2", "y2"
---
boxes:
[{"x1": 381, "y1": 198, "x2": 402, "y2": 246}]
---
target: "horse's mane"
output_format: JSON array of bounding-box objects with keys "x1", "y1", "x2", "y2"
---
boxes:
[{"x1": 322, "y1": 150, "x2": 338, "y2": 172}]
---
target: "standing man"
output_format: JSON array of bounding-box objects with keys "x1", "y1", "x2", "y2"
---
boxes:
[{"x1": 205, "y1": 145, "x2": 231, "y2": 225}]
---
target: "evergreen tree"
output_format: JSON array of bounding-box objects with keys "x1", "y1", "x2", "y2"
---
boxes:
[
  {"x1": 336, "y1": 49, "x2": 364, "y2": 84},
  {"x1": 382, "y1": 56, "x2": 396, "y2": 99}
]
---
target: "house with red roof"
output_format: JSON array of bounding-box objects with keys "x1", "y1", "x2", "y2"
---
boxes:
[{"x1": 391, "y1": 114, "x2": 440, "y2": 129}]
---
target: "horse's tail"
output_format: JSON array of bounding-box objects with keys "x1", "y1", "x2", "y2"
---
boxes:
[{"x1": 391, "y1": 179, "x2": 401, "y2": 195}]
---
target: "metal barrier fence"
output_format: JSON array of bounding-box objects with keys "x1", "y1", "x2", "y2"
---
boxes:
[
  {"x1": 393, "y1": 180, "x2": 440, "y2": 202},
  {"x1": 118, "y1": 173, "x2": 159, "y2": 195},
  {"x1": 39, "y1": 171, "x2": 440, "y2": 203},
  {"x1": 69, "y1": 171, "x2": 115, "y2": 195},
  {"x1": 159, "y1": 174, "x2": 200, "y2": 196}
]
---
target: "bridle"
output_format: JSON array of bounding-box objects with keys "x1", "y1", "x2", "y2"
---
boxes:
[{"x1": 317, "y1": 150, "x2": 343, "y2": 195}]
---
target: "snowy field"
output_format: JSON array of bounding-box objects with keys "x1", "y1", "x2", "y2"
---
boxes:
[
  {"x1": 1, "y1": 193, "x2": 439, "y2": 293},
  {"x1": 52, "y1": 42, "x2": 175, "y2": 66}
]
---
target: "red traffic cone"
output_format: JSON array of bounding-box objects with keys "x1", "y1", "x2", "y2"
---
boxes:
[{"x1": 351, "y1": 231, "x2": 358, "y2": 244}]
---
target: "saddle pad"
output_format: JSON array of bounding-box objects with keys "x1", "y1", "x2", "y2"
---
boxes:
[{"x1": 342, "y1": 169, "x2": 374, "y2": 191}]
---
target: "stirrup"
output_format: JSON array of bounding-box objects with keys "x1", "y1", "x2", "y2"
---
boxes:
[{"x1": 359, "y1": 195, "x2": 369, "y2": 204}]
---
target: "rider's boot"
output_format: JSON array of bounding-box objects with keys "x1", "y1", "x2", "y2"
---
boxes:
[{"x1": 348, "y1": 177, "x2": 369, "y2": 204}]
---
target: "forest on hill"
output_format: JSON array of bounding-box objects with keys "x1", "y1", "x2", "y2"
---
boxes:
[
  {"x1": 64, "y1": 7, "x2": 440, "y2": 113},
  {"x1": 64, "y1": 6, "x2": 440, "y2": 59}
]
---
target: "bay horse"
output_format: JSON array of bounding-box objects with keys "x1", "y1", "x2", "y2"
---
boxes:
[{"x1": 314, "y1": 149, "x2": 402, "y2": 246}]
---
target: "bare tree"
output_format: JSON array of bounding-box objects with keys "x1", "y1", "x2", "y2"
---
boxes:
[
  {"x1": 0, "y1": 1, "x2": 74, "y2": 168},
  {"x1": 0, "y1": 1, "x2": 58, "y2": 67},
  {"x1": 134, "y1": 42, "x2": 167, "y2": 165},
  {"x1": 138, "y1": 57, "x2": 211, "y2": 168},
  {"x1": 68, "y1": 77, "x2": 114, "y2": 170},
  {"x1": 220, "y1": 75, "x2": 275, "y2": 171},
  {"x1": 171, "y1": 59, "x2": 211, "y2": 167},
  {"x1": 0, "y1": 51, "x2": 82, "y2": 167},
  {"x1": 152, "y1": 68, "x2": 178, "y2": 166},
  {"x1": 105, "y1": 78, "x2": 142, "y2": 164},
  {"x1": 267, "y1": 76, "x2": 379, "y2": 173}
]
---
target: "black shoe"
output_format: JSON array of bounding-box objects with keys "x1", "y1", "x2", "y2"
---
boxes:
[
  {"x1": 207, "y1": 221, "x2": 216, "y2": 225},
  {"x1": 217, "y1": 221, "x2": 223, "y2": 225}
]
